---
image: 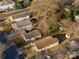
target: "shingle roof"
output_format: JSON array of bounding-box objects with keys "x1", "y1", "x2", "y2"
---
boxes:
[
  {"x1": 0, "y1": 21, "x2": 7, "y2": 26},
  {"x1": 11, "y1": 12, "x2": 28, "y2": 19},
  {"x1": 25, "y1": 30, "x2": 41, "y2": 39},
  {"x1": 34, "y1": 36, "x2": 59, "y2": 49},
  {"x1": 14, "y1": 19, "x2": 32, "y2": 28},
  {"x1": 0, "y1": 1, "x2": 15, "y2": 11}
]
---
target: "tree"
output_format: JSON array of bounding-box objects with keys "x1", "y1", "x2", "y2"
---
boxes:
[
  {"x1": 62, "y1": 6, "x2": 79, "y2": 21},
  {"x1": 15, "y1": 0, "x2": 32, "y2": 9},
  {"x1": 48, "y1": 21, "x2": 60, "y2": 35},
  {"x1": 13, "y1": 37, "x2": 27, "y2": 47}
]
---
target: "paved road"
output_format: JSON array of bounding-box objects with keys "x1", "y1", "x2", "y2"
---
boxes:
[{"x1": 0, "y1": 8, "x2": 30, "y2": 20}]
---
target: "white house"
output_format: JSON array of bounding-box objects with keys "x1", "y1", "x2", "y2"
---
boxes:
[{"x1": 0, "y1": 1, "x2": 15, "y2": 11}]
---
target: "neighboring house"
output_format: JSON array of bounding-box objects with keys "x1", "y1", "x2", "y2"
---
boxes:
[
  {"x1": 0, "y1": 1, "x2": 15, "y2": 11},
  {"x1": 16, "y1": 45, "x2": 30, "y2": 55},
  {"x1": 32, "y1": 36, "x2": 59, "y2": 52},
  {"x1": 0, "y1": 25, "x2": 12, "y2": 31},
  {"x1": 70, "y1": 41, "x2": 79, "y2": 50},
  {"x1": 9, "y1": 13, "x2": 30, "y2": 22},
  {"x1": 10, "y1": 12, "x2": 34, "y2": 31},
  {"x1": 64, "y1": 39, "x2": 79, "y2": 51},
  {"x1": 63, "y1": 40, "x2": 79, "y2": 59},
  {"x1": 21, "y1": 30, "x2": 42, "y2": 42},
  {"x1": 0, "y1": 21, "x2": 10, "y2": 31},
  {"x1": 11, "y1": 19, "x2": 33, "y2": 30}
]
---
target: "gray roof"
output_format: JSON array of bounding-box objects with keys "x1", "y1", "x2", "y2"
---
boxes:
[
  {"x1": 0, "y1": 1, "x2": 15, "y2": 6},
  {"x1": 14, "y1": 19, "x2": 32, "y2": 28},
  {"x1": 25, "y1": 30, "x2": 41, "y2": 39},
  {"x1": 11, "y1": 12, "x2": 28, "y2": 19},
  {"x1": 0, "y1": 1, "x2": 15, "y2": 11}
]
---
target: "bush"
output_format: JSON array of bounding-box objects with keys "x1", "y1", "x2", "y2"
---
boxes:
[
  {"x1": 62, "y1": 6, "x2": 79, "y2": 21},
  {"x1": 13, "y1": 37, "x2": 27, "y2": 48},
  {"x1": 49, "y1": 22, "x2": 60, "y2": 33}
]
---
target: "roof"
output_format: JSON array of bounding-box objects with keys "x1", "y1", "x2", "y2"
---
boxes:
[
  {"x1": 0, "y1": 21, "x2": 7, "y2": 26},
  {"x1": 0, "y1": 1, "x2": 15, "y2": 11},
  {"x1": 34, "y1": 36, "x2": 59, "y2": 49},
  {"x1": 13, "y1": 19, "x2": 32, "y2": 29},
  {"x1": 11, "y1": 12, "x2": 28, "y2": 20},
  {"x1": 25, "y1": 30, "x2": 41, "y2": 39},
  {"x1": 0, "y1": 1, "x2": 15, "y2": 5},
  {"x1": 0, "y1": 7, "x2": 29, "y2": 20}
]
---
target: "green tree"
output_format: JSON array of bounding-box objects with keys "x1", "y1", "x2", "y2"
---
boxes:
[
  {"x1": 63, "y1": 6, "x2": 79, "y2": 21},
  {"x1": 49, "y1": 22, "x2": 60, "y2": 35},
  {"x1": 13, "y1": 37, "x2": 27, "y2": 47}
]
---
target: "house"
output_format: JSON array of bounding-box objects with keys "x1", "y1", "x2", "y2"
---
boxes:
[
  {"x1": 0, "y1": 21, "x2": 13, "y2": 31},
  {"x1": 9, "y1": 13, "x2": 30, "y2": 22},
  {"x1": 32, "y1": 36, "x2": 59, "y2": 52},
  {"x1": 16, "y1": 45, "x2": 30, "y2": 55},
  {"x1": 0, "y1": 1, "x2": 15, "y2": 11},
  {"x1": 10, "y1": 12, "x2": 34, "y2": 31},
  {"x1": 21, "y1": 30, "x2": 42, "y2": 42},
  {"x1": 70, "y1": 41, "x2": 79, "y2": 50},
  {"x1": 11, "y1": 19, "x2": 33, "y2": 30},
  {"x1": 64, "y1": 39, "x2": 79, "y2": 52}
]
